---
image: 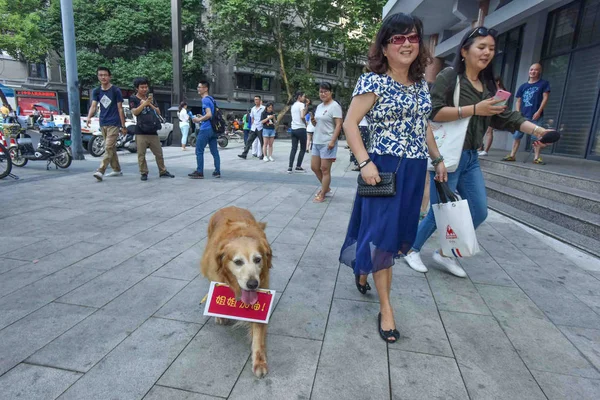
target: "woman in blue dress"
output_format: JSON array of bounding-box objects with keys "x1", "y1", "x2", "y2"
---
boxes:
[{"x1": 339, "y1": 13, "x2": 447, "y2": 343}]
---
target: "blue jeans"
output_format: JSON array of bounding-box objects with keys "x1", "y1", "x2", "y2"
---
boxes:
[
  {"x1": 411, "y1": 150, "x2": 488, "y2": 252},
  {"x1": 180, "y1": 124, "x2": 190, "y2": 146},
  {"x1": 196, "y1": 127, "x2": 220, "y2": 174}
]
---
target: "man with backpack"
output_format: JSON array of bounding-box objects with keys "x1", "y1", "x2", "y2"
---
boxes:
[
  {"x1": 87, "y1": 67, "x2": 127, "y2": 181},
  {"x1": 188, "y1": 80, "x2": 221, "y2": 179},
  {"x1": 129, "y1": 77, "x2": 174, "y2": 181}
]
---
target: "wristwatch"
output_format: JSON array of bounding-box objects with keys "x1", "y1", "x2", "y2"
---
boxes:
[{"x1": 358, "y1": 159, "x2": 372, "y2": 169}]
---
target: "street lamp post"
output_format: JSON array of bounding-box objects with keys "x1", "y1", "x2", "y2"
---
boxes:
[{"x1": 171, "y1": 0, "x2": 183, "y2": 106}]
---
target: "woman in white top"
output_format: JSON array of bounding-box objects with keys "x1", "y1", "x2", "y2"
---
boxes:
[
  {"x1": 310, "y1": 82, "x2": 343, "y2": 203},
  {"x1": 305, "y1": 98, "x2": 315, "y2": 153},
  {"x1": 288, "y1": 90, "x2": 308, "y2": 173},
  {"x1": 178, "y1": 102, "x2": 190, "y2": 151}
]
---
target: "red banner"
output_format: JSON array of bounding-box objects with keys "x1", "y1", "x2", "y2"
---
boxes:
[{"x1": 204, "y1": 282, "x2": 275, "y2": 324}]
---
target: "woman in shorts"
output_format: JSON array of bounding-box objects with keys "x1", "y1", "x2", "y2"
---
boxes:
[{"x1": 261, "y1": 102, "x2": 277, "y2": 162}]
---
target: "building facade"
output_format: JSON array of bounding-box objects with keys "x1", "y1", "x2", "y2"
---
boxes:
[{"x1": 384, "y1": 0, "x2": 600, "y2": 161}]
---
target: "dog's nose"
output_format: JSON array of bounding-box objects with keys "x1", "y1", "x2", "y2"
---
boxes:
[{"x1": 246, "y1": 279, "x2": 258, "y2": 290}]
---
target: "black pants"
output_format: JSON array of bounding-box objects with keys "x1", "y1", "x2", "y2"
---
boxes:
[
  {"x1": 241, "y1": 129, "x2": 263, "y2": 157},
  {"x1": 289, "y1": 128, "x2": 307, "y2": 168}
]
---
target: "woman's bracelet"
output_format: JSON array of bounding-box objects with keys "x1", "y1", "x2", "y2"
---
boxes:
[
  {"x1": 431, "y1": 155, "x2": 444, "y2": 167},
  {"x1": 473, "y1": 104, "x2": 476, "y2": 116},
  {"x1": 458, "y1": 106, "x2": 463, "y2": 119},
  {"x1": 532, "y1": 126, "x2": 540, "y2": 135},
  {"x1": 358, "y1": 159, "x2": 372, "y2": 169}
]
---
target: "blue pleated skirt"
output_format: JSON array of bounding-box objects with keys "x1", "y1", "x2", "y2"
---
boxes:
[{"x1": 339, "y1": 153, "x2": 427, "y2": 276}]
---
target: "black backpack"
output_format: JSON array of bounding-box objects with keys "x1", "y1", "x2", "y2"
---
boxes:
[
  {"x1": 207, "y1": 96, "x2": 226, "y2": 134},
  {"x1": 135, "y1": 97, "x2": 162, "y2": 134}
]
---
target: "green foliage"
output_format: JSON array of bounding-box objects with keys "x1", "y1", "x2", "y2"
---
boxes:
[
  {"x1": 0, "y1": 0, "x2": 51, "y2": 61},
  {"x1": 43, "y1": 0, "x2": 206, "y2": 89}
]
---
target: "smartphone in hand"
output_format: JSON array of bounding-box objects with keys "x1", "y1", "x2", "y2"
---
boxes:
[{"x1": 493, "y1": 89, "x2": 511, "y2": 106}]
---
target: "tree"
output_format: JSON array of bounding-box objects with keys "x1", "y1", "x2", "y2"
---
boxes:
[
  {"x1": 43, "y1": 0, "x2": 206, "y2": 89},
  {"x1": 0, "y1": 0, "x2": 51, "y2": 61}
]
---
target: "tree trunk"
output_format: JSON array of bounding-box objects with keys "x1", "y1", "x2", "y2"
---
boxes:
[
  {"x1": 0, "y1": 90, "x2": 12, "y2": 112},
  {"x1": 275, "y1": 18, "x2": 292, "y2": 129}
]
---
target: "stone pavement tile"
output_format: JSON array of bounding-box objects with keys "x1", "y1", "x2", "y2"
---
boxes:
[
  {"x1": 576, "y1": 294, "x2": 600, "y2": 315},
  {"x1": 311, "y1": 299, "x2": 389, "y2": 400},
  {"x1": 458, "y1": 251, "x2": 517, "y2": 287},
  {"x1": 0, "y1": 265, "x2": 104, "y2": 330},
  {"x1": 487, "y1": 220, "x2": 551, "y2": 251},
  {"x1": 111, "y1": 247, "x2": 177, "y2": 276},
  {"x1": 559, "y1": 326, "x2": 600, "y2": 371},
  {"x1": 28, "y1": 276, "x2": 187, "y2": 372},
  {"x1": 56, "y1": 269, "x2": 147, "y2": 308},
  {"x1": 389, "y1": 275, "x2": 454, "y2": 358},
  {"x1": 264, "y1": 224, "x2": 284, "y2": 243},
  {"x1": 496, "y1": 315, "x2": 599, "y2": 379},
  {"x1": 0, "y1": 363, "x2": 82, "y2": 400},
  {"x1": 158, "y1": 321, "x2": 250, "y2": 398},
  {"x1": 476, "y1": 284, "x2": 547, "y2": 320},
  {"x1": 268, "y1": 266, "x2": 337, "y2": 340},
  {"x1": 297, "y1": 241, "x2": 340, "y2": 270},
  {"x1": 0, "y1": 241, "x2": 108, "y2": 298},
  {"x1": 153, "y1": 243, "x2": 203, "y2": 281},
  {"x1": 0, "y1": 302, "x2": 95, "y2": 376},
  {"x1": 509, "y1": 274, "x2": 600, "y2": 329},
  {"x1": 144, "y1": 386, "x2": 221, "y2": 400},
  {"x1": 2, "y1": 236, "x2": 75, "y2": 262},
  {"x1": 427, "y1": 268, "x2": 492, "y2": 315},
  {"x1": 151, "y1": 226, "x2": 206, "y2": 259},
  {"x1": 154, "y1": 276, "x2": 211, "y2": 324},
  {"x1": 273, "y1": 225, "x2": 315, "y2": 246},
  {"x1": 440, "y1": 311, "x2": 546, "y2": 400},
  {"x1": 268, "y1": 242, "x2": 305, "y2": 291},
  {"x1": 228, "y1": 334, "x2": 321, "y2": 400},
  {"x1": 58, "y1": 317, "x2": 200, "y2": 400},
  {"x1": 389, "y1": 351, "x2": 469, "y2": 400},
  {"x1": 531, "y1": 370, "x2": 600, "y2": 400},
  {"x1": 0, "y1": 257, "x2": 27, "y2": 275},
  {"x1": 263, "y1": 210, "x2": 297, "y2": 228},
  {"x1": 537, "y1": 262, "x2": 600, "y2": 298}
]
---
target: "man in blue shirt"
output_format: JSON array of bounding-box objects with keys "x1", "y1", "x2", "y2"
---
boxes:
[
  {"x1": 188, "y1": 81, "x2": 221, "y2": 179},
  {"x1": 87, "y1": 67, "x2": 127, "y2": 181},
  {"x1": 503, "y1": 63, "x2": 551, "y2": 164}
]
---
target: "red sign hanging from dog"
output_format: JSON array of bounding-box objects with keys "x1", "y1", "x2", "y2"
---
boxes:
[{"x1": 203, "y1": 282, "x2": 275, "y2": 324}]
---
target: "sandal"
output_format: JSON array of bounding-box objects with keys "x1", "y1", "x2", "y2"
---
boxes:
[
  {"x1": 355, "y1": 274, "x2": 371, "y2": 294},
  {"x1": 313, "y1": 195, "x2": 326, "y2": 203},
  {"x1": 378, "y1": 313, "x2": 400, "y2": 343},
  {"x1": 315, "y1": 188, "x2": 331, "y2": 198}
]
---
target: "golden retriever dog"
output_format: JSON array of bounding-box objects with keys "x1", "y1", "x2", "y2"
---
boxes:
[{"x1": 200, "y1": 206, "x2": 272, "y2": 378}]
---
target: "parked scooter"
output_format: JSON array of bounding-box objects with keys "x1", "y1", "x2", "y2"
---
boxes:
[{"x1": 9, "y1": 125, "x2": 73, "y2": 169}]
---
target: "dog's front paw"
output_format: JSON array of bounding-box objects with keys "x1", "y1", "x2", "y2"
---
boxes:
[
  {"x1": 253, "y1": 361, "x2": 268, "y2": 378},
  {"x1": 215, "y1": 317, "x2": 230, "y2": 325}
]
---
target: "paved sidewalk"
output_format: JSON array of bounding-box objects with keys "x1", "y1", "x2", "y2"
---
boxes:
[{"x1": 1, "y1": 141, "x2": 599, "y2": 399}]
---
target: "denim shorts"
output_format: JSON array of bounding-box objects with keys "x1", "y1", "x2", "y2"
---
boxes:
[
  {"x1": 513, "y1": 117, "x2": 543, "y2": 140},
  {"x1": 263, "y1": 128, "x2": 276, "y2": 138},
  {"x1": 312, "y1": 143, "x2": 337, "y2": 160}
]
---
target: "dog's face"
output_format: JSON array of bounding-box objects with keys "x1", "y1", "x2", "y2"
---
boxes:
[{"x1": 218, "y1": 236, "x2": 271, "y2": 305}]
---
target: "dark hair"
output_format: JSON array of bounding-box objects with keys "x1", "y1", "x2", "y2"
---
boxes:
[
  {"x1": 319, "y1": 82, "x2": 333, "y2": 92},
  {"x1": 367, "y1": 13, "x2": 430, "y2": 82},
  {"x1": 494, "y1": 75, "x2": 505, "y2": 91},
  {"x1": 254, "y1": 95, "x2": 262, "y2": 100},
  {"x1": 264, "y1": 102, "x2": 274, "y2": 110},
  {"x1": 179, "y1": 101, "x2": 187, "y2": 112},
  {"x1": 133, "y1": 77, "x2": 149, "y2": 89},
  {"x1": 199, "y1": 80, "x2": 210, "y2": 91},
  {"x1": 97, "y1": 67, "x2": 111, "y2": 76},
  {"x1": 454, "y1": 27, "x2": 497, "y2": 94},
  {"x1": 294, "y1": 90, "x2": 305, "y2": 101}
]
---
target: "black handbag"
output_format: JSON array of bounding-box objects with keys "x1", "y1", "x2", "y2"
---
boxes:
[{"x1": 356, "y1": 158, "x2": 402, "y2": 197}]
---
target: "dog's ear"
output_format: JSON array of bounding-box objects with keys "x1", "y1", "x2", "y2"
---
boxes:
[
  {"x1": 258, "y1": 222, "x2": 267, "y2": 231},
  {"x1": 258, "y1": 236, "x2": 273, "y2": 270}
]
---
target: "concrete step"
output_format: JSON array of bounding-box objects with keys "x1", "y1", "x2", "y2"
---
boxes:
[
  {"x1": 479, "y1": 158, "x2": 600, "y2": 194},
  {"x1": 487, "y1": 198, "x2": 600, "y2": 258},
  {"x1": 482, "y1": 168, "x2": 600, "y2": 214},
  {"x1": 485, "y1": 181, "x2": 600, "y2": 239}
]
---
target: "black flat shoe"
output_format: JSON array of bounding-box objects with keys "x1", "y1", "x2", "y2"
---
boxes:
[
  {"x1": 378, "y1": 313, "x2": 400, "y2": 343},
  {"x1": 355, "y1": 274, "x2": 371, "y2": 295}
]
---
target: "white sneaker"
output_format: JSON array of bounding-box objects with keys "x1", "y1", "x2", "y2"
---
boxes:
[
  {"x1": 404, "y1": 251, "x2": 428, "y2": 273},
  {"x1": 478, "y1": 151, "x2": 488, "y2": 156},
  {"x1": 106, "y1": 171, "x2": 123, "y2": 177},
  {"x1": 93, "y1": 171, "x2": 103, "y2": 181},
  {"x1": 268, "y1": 156, "x2": 274, "y2": 162},
  {"x1": 433, "y1": 250, "x2": 467, "y2": 278},
  {"x1": 263, "y1": 157, "x2": 270, "y2": 162}
]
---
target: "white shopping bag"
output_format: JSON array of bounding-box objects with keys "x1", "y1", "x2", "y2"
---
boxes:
[{"x1": 432, "y1": 182, "x2": 480, "y2": 258}]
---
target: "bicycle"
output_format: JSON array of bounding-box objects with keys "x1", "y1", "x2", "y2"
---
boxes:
[{"x1": 0, "y1": 142, "x2": 13, "y2": 179}]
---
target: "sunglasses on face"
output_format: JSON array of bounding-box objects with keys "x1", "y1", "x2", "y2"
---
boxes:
[
  {"x1": 467, "y1": 27, "x2": 498, "y2": 41},
  {"x1": 387, "y1": 34, "x2": 420, "y2": 45}
]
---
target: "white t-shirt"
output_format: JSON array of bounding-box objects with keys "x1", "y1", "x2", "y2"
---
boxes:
[
  {"x1": 307, "y1": 114, "x2": 315, "y2": 133},
  {"x1": 178, "y1": 109, "x2": 189, "y2": 126},
  {"x1": 250, "y1": 105, "x2": 265, "y2": 131},
  {"x1": 313, "y1": 101, "x2": 343, "y2": 145},
  {"x1": 291, "y1": 101, "x2": 306, "y2": 130}
]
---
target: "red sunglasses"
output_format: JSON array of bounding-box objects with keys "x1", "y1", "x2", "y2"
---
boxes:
[{"x1": 388, "y1": 34, "x2": 420, "y2": 45}]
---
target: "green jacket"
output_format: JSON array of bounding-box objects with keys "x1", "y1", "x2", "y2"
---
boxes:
[{"x1": 430, "y1": 67, "x2": 526, "y2": 150}]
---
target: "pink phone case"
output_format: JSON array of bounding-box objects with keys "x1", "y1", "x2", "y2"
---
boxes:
[{"x1": 494, "y1": 89, "x2": 511, "y2": 105}]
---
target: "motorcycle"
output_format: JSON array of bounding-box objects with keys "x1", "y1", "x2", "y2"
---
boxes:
[
  {"x1": 188, "y1": 131, "x2": 229, "y2": 148},
  {"x1": 9, "y1": 125, "x2": 73, "y2": 170}
]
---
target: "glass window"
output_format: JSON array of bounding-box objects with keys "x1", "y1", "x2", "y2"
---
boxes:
[
  {"x1": 577, "y1": 0, "x2": 600, "y2": 47},
  {"x1": 312, "y1": 58, "x2": 323, "y2": 72},
  {"x1": 540, "y1": 55, "x2": 569, "y2": 132},
  {"x1": 544, "y1": 3, "x2": 579, "y2": 56},
  {"x1": 553, "y1": 46, "x2": 600, "y2": 156},
  {"x1": 590, "y1": 100, "x2": 600, "y2": 157},
  {"x1": 326, "y1": 60, "x2": 338, "y2": 75},
  {"x1": 236, "y1": 74, "x2": 253, "y2": 90},
  {"x1": 28, "y1": 62, "x2": 47, "y2": 79}
]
